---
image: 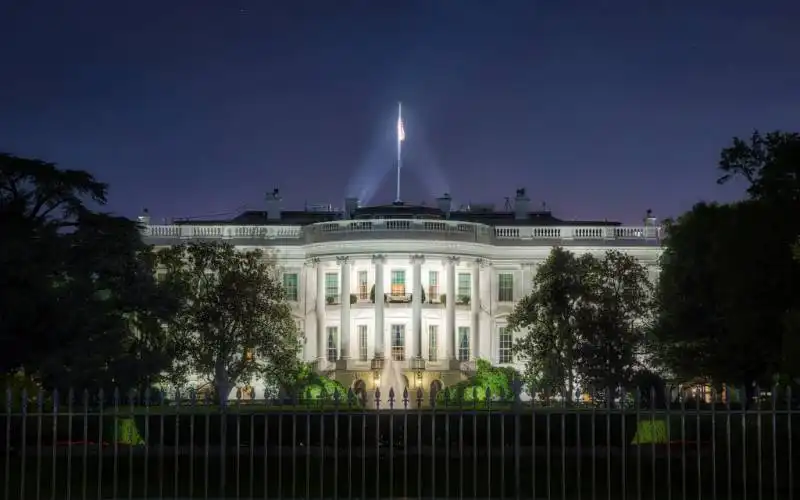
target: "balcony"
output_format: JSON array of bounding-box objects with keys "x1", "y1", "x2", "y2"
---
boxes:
[{"x1": 141, "y1": 219, "x2": 662, "y2": 247}]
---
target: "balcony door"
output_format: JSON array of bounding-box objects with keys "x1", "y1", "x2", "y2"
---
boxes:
[{"x1": 391, "y1": 324, "x2": 405, "y2": 361}]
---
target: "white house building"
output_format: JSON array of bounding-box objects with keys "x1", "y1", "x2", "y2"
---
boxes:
[{"x1": 140, "y1": 188, "x2": 662, "y2": 397}]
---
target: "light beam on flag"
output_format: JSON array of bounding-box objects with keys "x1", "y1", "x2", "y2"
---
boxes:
[{"x1": 395, "y1": 102, "x2": 404, "y2": 202}]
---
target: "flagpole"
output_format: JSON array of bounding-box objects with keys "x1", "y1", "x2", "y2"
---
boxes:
[{"x1": 396, "y1": 102, "x2": 402, "y2": 203}]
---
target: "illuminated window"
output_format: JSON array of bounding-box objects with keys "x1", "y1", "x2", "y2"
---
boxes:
[
  {"x1": 391, "y1": 270, "x2": 406, "y2": 296},
  {"x1": 457, "y1": 273, "x2": 471, "y2": 299},
  {"x1": 428, "y1": 271, "x2": 439, "y2": 302},
  {"x1": 498, "y1": 327, "x2": 513, "y2": 363},
  {"x1": 326, "y1": 326, "x2": 338, "y2": 361},
  {"x1": 357, "y1": 271, "x2": 369, "y2": 300},
  {"x1": 458, "y1": 327, "x2": 470, "y2": 361},
  {"x1": 325, "y1": 273, "x2": 339, "y2": 303},
  {"x1": 358, "y1": 325, "x2": 368, "y2": 361},
  {"x1": 428, "y1": 325, "x2": 438, "y2": 361},
  {"x1": 391, "y1": 324, "x2": 405, "y2": 361}
]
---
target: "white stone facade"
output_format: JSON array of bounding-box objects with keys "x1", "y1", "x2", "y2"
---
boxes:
[{"x1": 142, "y1": 214, "x2": 662, "y2": 394}]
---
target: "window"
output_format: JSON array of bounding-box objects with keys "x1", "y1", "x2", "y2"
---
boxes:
[
  {"x1": 358, "y1": 325, "x2": 369, "y2": 361},
  {"x1": 326, "y1": 326, "x2": 338, "y2": 362},
  {"x1": 498, "y1": 327, "x2": 513, "y2": 364},
  {"x1": 391, "y1": 324, "x2": 405, "y2": 361},
  {"x1": 391, "y1": 270, "x2": 406, "y2": 296},
  {"x1": 457, "y1": 327, "x2": 470, "y2": 361},
  {"x1": 428, "y1": 271, "x2": 439, "y2": 302},
  {"x1": 428, "y1": 325, "x2": 438, "y2": 361},
  {"x1": 357, "y1": 271, "x2": 369, "y2": 300},
  {"x1": 457, "y1": 273, "x2": 471, "y2": 300},
  {"x1": 283, "y1": 273, "x2": 299, "y2": 301},
  {"x1": 324, "y1": 272, "x2": 339, "y2": 303},
  {"x1": 498, "y1": 273, "x2": 514, "y2": 302}
]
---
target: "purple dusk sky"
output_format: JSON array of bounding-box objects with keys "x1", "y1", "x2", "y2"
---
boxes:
[{"x1": 1, "y1": 0, "x2": 798, "y2": 224}]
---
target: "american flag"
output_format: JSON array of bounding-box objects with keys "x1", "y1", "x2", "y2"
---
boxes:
[{"x1": 397, "y1": 116, "x2": 405, "y2": 142}]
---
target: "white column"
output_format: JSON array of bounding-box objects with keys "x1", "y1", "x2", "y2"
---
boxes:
[
  {"x1": 471, "y1": 258, "x2": 482, "y2": 360},
  {"x1": 315, "y1": 258, "x2": 326, "y2": 360},
  {"x1": 411, "y1": 254, "x2": 424, "y2": 358},
  {"x1": 445, "y1": 256, "x2": 458, "y2": 360},
  {"x1": 372, "y1": 254, "x2": 386, "y2": 358},
  {"x1": 337, "y1": 256, "x2": 350, "y2": 360}
]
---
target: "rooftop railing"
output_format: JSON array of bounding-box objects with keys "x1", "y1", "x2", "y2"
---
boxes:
[{"x1": 141, "y1": 218, "x2": 662, "y2": 245}]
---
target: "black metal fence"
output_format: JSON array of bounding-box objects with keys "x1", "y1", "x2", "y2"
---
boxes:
[{"x1": 2, "y1": 387, "x2": 797, "y2": 499}]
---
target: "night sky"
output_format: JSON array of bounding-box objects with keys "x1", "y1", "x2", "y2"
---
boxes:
[{"x1": 2, "y1": 1, "x2": 798, "y2": 224}]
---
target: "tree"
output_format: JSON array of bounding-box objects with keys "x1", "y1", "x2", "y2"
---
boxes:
[
  {"x1": 509, "y1": 248, "x2": 654, "y2": 402},
  {"x1": 0, "y1": 153, "x2": 176, "y2": 394},
  {"x1": 655, "y1": 131, "x2": 800, "y2": 388},
  {"x1": 574, "y1": 250, "x2": 654, "y2": 396},
  {"x1": 507, "y1": 247, "x2": 591, "y2": 400},
  {"x1": 157, "y1": 241, "x2": 302, "y2": 403}
]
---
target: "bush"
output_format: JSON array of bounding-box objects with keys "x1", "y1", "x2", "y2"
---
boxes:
[{"x1": 436, "y1": 359, "x2": 520, "y2": 403}]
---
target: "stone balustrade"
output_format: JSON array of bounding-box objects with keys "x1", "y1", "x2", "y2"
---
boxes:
[{"x1": 141, "y1": 219, "x2": 661, "y2": 245}]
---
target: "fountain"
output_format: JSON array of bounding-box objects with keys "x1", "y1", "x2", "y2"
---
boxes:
[{"x1": 372, "y1": 356, "x2": 407, "y2": 409}]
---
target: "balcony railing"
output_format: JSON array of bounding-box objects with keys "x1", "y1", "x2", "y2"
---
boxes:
[{"x1": 141, "y1": 219, "x2": 662, "y2": 246}]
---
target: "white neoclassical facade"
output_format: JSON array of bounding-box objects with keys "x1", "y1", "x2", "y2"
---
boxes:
[{"x1": 141, "y1": 189, "x2": 662, "y2": 394}]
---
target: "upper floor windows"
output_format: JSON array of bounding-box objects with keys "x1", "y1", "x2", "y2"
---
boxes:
[
  {"x1": 283, "y1": 272, "x2": 299, "y2": 301},
  {"x1": 391, "y1": 270, "x2": 406, "y2": 296},
  {"x1": 457, "y1": 273, "x2": 471, "y2": 300},
  {"x1": 498, "y1": 273, "x2": 514, "y2": 303},
  {"x1": 324, "y1": 272, "x2": 339, "y2": 304},
  {"x1": 357, "y1": 270, "x2": 369, "y2": 300}
]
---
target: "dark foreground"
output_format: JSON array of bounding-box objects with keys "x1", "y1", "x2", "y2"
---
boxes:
[{"x1": 2, "y1": 444, "x2": 796, "y2": 499}]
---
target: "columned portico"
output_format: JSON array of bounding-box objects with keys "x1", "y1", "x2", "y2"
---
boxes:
[
  {"x1": 471, "y1": 258, "x2": 483, "y2": 359},
  {"x1": 314, "y1": 258, "x2": 326, "y2": 361},
  {"x1": 445, "y1": 256, "x2": 458, "y2": 361},
  {"x1": 410, "y1": 254, "x2": 424, "y2": 358},
  {"x1": 337, "y1": 256, "x2": 350, "y2": 361},
  {"x1": 372, "y1": 254, "x2": 386, "y2": 359}
]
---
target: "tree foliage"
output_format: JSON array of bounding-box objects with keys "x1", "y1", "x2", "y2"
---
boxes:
[
  {"x1": 655, "y1": 131, "x2": 800, "y2": 386},
  {"x1": 508, "y1": 248, "x2": 653, "y2": 399},
  {"x1": 157, "y1": 241, "x2": 302, "y2": 402},
  {"x1": 0, "y1": 153, "x2": 175, "y2": 393},
  {"x1": 574, "y1": 251, "x2": 654, "y2": 393}
]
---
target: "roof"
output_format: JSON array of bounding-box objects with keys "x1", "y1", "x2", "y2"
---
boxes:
[{"x1": 173, "y1": 202, "x2": 622, "y2": 227}]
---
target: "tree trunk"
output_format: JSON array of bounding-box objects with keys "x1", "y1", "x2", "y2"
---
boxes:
[{"x1": 214, "y1": 359, "x2": 230, "y2": 408}]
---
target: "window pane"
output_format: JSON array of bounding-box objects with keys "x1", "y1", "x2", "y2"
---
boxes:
[
  {"x1": 325, "y1": 273, "x2": 339, "y2": 303},
  {"x1": 358, "y1": 271, "x2": 369, "y2": 300},
  {"x1": 391, "y1": 270, "x2": 406, "y2": 296},
  {"x1": 457, "y1": 273, "x2": 471, "y2": 300},
  {"x1": 428, "y1": 271, "x2": 440, "y2": 302},
  {"x1": 498, "y1": 273, "x2": 514, "y2": 302},
  {"x1": 283, "y1": 273, "x2": 299, "y2": 301},
  {"x1": 498, "y1": 326, "x2": 513, "y2": 364},
  {"x1": 358, "y1": 325, "x2": 369, "y2": 361},
  {"x1": 428, "y1": 325, "x2": 438, "y2": 361},
  {"x1": 457, "y1": 327, "x2": 470, "y2": 361},
  {"x1": 391, "y1": 324, "x2": 405, "y2": 361},
  {"x1": 327, "y1": 327, "x2": 338, "y2": 362}
]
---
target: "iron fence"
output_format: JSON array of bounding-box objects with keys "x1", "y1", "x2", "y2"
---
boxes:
[{"x1": 1, "y1": 385, "x2": 797, "y2": 499}]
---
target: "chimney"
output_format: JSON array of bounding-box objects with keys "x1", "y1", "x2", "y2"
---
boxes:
[
  {"x1": 514, "y1": 188, "x2": 529, "y2": 220},
  {"x1": 344, "y1": 197, "x2": 359, "y2": 219},
  {"x1": 436, "y1": 193, "x2": 452, "y2": 218},
  {"x1": 137, "y1": 208, "x2": 151, "y2": 225},
  {"x1": 265, "y1": 188, "x2": 282, "y2": 221},
  {"x1": 644, "y1": 209, "x2": 658, "y2": 238}
]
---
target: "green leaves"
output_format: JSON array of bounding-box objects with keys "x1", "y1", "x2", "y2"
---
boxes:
[
  {"x1": 0, "y1": 153, "x2": 172, "y2": 393},
  {"x1": 157, "y1": 241, "x2": 302, "y2": 401},
  {"x1": 508, "y1": 248, "x2": 654, "y2": 398}
]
